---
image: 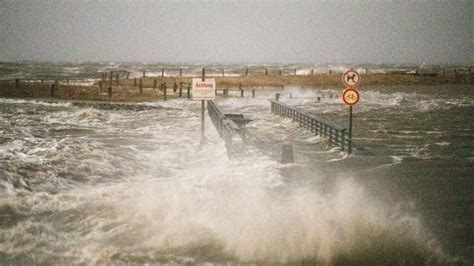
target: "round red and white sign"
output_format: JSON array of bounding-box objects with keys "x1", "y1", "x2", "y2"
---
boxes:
[
  {"x1": 342, "y1": 87, "x2": 360, "y2": 106},
  {"x1": 342, "y1": 69, "x2": 361, "y2": 87}
]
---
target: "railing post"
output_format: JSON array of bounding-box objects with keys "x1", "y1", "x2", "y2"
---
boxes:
[{"x1": 275, "y1": 93, "x2": 280, "y2": 101}]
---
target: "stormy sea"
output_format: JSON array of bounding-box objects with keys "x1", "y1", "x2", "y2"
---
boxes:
[{"x1": 0, "y1": 62, "x2": 472, "y2": 264}]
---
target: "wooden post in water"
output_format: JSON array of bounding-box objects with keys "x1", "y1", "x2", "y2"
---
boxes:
[
  {"x1": 281, "y1": 143, "x2": 294, "y2": 164},
  {"x1": 50, "y1": 82, "x2": 56, "y2": 97},
  {"x1": 279, "y1": 69, "x2": 282, "y2": 76},
  {"x1": 311, "y1": 69, "x2": 314, "y2": 76},
  {"x1": 15, "y1": 79, "x2": 20, "y2": 90},
  {"x1": 126, "y1": 72, "x2": 130, "y2": 79},
  {"x1": 222, "y1": 68, "x2": 225, "y2": 77},
  {"x1": 161, "y1": 69, "x2": 164, "y2": 77},
  {"x1": 294, "y1": 68, "x2": 297, "y2": 75},
  {"x1": 275, "y1": 93, "x2": 280, "y2": 101},
  {"x1": 134, "y1": 78, "x2": 137, "y2": 87},
  {"x1": 179, "y1": 82, "x2": 183, "y2": 97},
  {"x1": 142, "y1": 70, "x2": 146, "y2": 78},
  {"x1": 109, "y1": 72, "x2": 113, "y2": 90},
  {"x1": 107, "y1": 73, "x2": 112, "y2": 96},
  {"x1": 365, "y1": 68, "x2": 368, "y2": 75},
  {"x1": 173, "y1": 82, "x2": 177, "y2": 93},
  {"x1": 115, "y1": 73, "x2": 119, "y2": 87},
  {"x1": 317, "y1": 96, "x2": 321, "y2": 102},
  {"x1": 245, "y1": 68, "x2": 248, "y2": 76},
  {"x1": 240, "y1": 88, "x2": 244, "y2": 97},
  {"x1": 99, "y1": 81, "x2": 102, "y2": 92},
  {"x1": 265, "y1": 68, "x2": 268, "y2": 75},
  {"x1": 163, "y1": 82, "x2": 167, "y2": 100},
  {"x1": 66, "y1": 79, "x2": 69, "y2": 85},
  {"x1": 179, "y1": 68, "x2": 182, "y2": 77},
  {"x1": 139, "y1": 79, "x2": 143, "y2": 94},
  {"x1": 252, "y1": 89, "x2": 255, "y2": 98},
  {"x1": 153, "y1": 79, "x2": 157, "y2": 90},
  {"x1": 187, "y1": 85, "x2": 190, "y2": 99}
]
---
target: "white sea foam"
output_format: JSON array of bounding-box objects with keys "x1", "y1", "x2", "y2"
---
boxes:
[{"x1": 0, "y1": 87, "x2": 455, "y2": 264}]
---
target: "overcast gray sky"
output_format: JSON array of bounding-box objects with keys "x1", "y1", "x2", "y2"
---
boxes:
[{"x1": 0, "y1": 0, "x2": 472, "y2": 64}]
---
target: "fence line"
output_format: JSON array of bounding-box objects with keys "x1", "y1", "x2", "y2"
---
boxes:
[{"x1": 270, "y1": 100, "x2": 350, "y2": 152}]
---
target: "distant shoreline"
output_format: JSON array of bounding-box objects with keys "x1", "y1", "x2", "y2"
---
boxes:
[{"x1": 1, "y1": 73, "x2": 472, "y2": 102}]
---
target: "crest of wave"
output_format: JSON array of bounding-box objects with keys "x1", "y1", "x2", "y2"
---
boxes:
[{"x1": 127, "y1": 153, "x2": 445, "y2": 264}]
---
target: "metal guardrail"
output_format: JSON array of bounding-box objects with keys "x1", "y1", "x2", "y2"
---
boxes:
[
  {"x1": 270, "y1": 100, "x2": 350, "y2": 152},
  {"x1": 207, "y1": 100, "x2": 250, "y2": 156}
]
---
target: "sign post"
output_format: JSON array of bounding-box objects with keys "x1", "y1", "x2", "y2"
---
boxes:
[
  {"x1": 341, "y1": 70, "x2": 361, "y2": 154},
  {"x1": 192, "y1": 68, "x2": 216, "y2": 145},
  {"x1": 201, "y1": 68, "x2": 205, "y2": 144}
]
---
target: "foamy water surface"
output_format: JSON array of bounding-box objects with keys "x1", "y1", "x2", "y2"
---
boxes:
[{"x1": 0, "y1": 85, "x2": 472, "y2": 264}]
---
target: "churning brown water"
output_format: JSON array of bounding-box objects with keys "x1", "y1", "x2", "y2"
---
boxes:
[{"x1": 0, "y1": 84, "x2": 472, "y2": 264}]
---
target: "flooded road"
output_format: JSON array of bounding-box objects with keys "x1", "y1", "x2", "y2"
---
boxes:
[{"x1": 0, "y1": 85, "x2": 472, "y2": 264}]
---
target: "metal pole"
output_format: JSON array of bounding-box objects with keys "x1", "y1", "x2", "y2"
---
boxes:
[
  {"x1": 348, "y1": 106, "x2": 353, "y2": 154},
  {"x1": 201, "y1": 68, "x2": 205, "y2": 144}
]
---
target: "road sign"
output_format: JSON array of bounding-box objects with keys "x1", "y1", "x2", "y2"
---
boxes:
[
  {"x1": 342, "y1": 69, "x2": 361, "y2": 87},
  {"x1": 192, "y1": 78, "x2": 215, "y2": 101},
  {"x1": 342, "y1": 87, "x2": 360, "y2": 106}
]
